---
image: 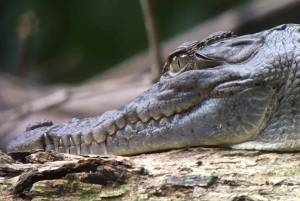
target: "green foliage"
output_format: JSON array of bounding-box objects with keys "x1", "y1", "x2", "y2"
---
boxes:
[{"x1": 0, "y1": 0, "x2": 252, "y2": 84}]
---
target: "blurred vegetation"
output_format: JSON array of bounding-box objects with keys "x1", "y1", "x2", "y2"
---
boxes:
[{"x1": 0, "y1": 0, "x2": 252, "y2": 84}]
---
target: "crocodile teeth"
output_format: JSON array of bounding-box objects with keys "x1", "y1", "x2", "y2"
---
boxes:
[
  {"x1": 81, "y1": 143, "x2": 89, "y2": 155},
  {"x1": 70, "y1": 132, "x2": 81, "y2": 144},
  {"x1": 44, "y1": 133, "x2": 51, "y2": 145},
  {"x1": 69, "y1": 136, "x2": 75, "y2": 146},
  {"x1": 91, "y1": 141, "x2": 107, "y2": 155},
  {"x1": 104, "y1": 122, "x2": 117, "y2": 135},
  {"x1": 65, "y1": 147, "x2": 70, "y2": 154},
  {"x1": 134, "y1": 121, "x2": 145, "y2": 131},
  {"x1": 92, "y1": 126, "x2": 108, "y2": 143},
  {"x1": 91, "y1": 141, "x2": 100, "y2": 154},
  {"x1": 70, "y1": 146, "x2": 76, "y2": 154},
  {"x1": 148, "y1": 119, "x2": 159, "y2": 127},
  {"x1": 70, "y1": 131, "x2": 81, "y2": 155},
  {"x1": 45, "y1": 145, "x2": 55, "y2": 151},
  {"x1": 53, "y1": 137, "x2": 59, "y2": 152},
  {"x1": 160, "y1": 103, "x2": 174, "y2": 117},
  {"x1": 137, "y1": 109, "x2": 151, "y2": 123},
  {"x1": 180, "y1": 97, "x2": 194, "y2": 110},
  {"x1": 61, "y1": 136, "x2": 71, "y2": 146},
  {"x1": 124, "y1": 125, "x2": 136, "y2": 137},
  {"x1": 173, "y1": 102, "x2": 183, "y2": 113},
  {"x1": 127, "y1": 113, "x2": 139, "y2": 123},
  {"x1": 149, "y1": 104, "x2": 163, "y2": 121},
  {"x1": 59, "y1": 139, "x2": 66, "y2": 153},
  {"x1": 136, "y1": 101, "x2": 152, "y2": 123},
  {"x1": 99, "y1": 141, "x2": 107, "y2": 155},
  {"x1": 68, "y1": 137, "x2": 76, "y2": 155},
  {"x1": 44, "y1": 134, "x2": 55, "y2": 151},
  {"x1": 115, "y1": 113, "x2": 126, "y2": 128},
  {"x1": 82, "y1": 129, "x2": 93, "y2": 145},
  {"x1": 159, "y1": 117, "x2": 171, "y2": 126},
  {"x1": 76, "y1": 144, "x2": 81, "y2": 155},
  {"x1": 126, "y1": 105, "x2": 139, "y2": 123}
]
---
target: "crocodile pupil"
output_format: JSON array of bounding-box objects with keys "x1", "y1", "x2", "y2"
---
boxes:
[{"x1": 171, "y1": 53, "x2": 189, "y2": 72}]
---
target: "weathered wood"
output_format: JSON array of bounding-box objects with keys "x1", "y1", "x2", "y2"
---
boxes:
[{"x1": 1, "y1": 148, "x2": 300, "y2": 200}]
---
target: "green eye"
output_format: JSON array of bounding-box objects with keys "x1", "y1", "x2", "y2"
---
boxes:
[{"x1": 170, "y1": 54, "x2": 189, "y2": 72}]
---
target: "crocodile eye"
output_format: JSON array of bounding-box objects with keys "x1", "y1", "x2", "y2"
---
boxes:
[{"x1": 170, "y1": 53, "x2": 189, "y2": 72}]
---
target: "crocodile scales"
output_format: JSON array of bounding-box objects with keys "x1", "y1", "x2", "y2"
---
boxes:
[{"x1": 7, "y1": 24, "x2": 300, "y2": 155}]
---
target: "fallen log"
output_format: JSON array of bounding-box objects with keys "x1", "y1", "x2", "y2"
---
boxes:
[{"x1": 1, "y1": 148, "x2": 300, "y2": 200}]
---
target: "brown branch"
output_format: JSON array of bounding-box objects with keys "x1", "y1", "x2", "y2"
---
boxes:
[
  {"x1": 140, "y1": 0, "x2": 163, "y2": 83},
  {"x1": 17, "y1": 11, "x2": 39, "y2": 78}
]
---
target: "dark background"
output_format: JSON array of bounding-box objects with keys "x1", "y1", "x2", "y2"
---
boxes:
[{"x1": 0, "y1": 0, "x2": 252, "y2": 84}]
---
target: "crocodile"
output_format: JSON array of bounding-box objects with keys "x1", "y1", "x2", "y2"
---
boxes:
[{"x1": 7, "y1": 24, "x2": 300, "y2": 155}]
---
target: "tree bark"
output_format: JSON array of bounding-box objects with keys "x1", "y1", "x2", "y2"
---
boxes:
[{"x1": 1, "y1": 148, "x2": 300, "y2": 200}]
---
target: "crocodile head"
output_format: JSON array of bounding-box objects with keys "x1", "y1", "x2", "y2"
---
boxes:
[{"x1": 7, "y1": 24, "x2": 300, "y2": 155}]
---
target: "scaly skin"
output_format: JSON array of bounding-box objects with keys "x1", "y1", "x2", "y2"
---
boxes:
[{"x1": 7, "y1": 24, "x2": 300, "y2": 155}]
